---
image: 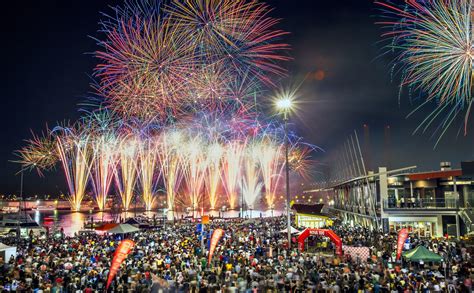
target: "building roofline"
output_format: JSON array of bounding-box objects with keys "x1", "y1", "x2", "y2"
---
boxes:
[
  {"x1": 304, "y1": 165, "x2": 417, "y2": 192},
  {"x1": 407, "y1": 169, "x2": 462, "y2": 181}
]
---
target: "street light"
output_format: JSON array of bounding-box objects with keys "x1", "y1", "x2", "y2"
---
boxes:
[
  {"x1": 275, "y1": 96, "x2": 294, "y2": 247},
  {"x1": 276, "y1": 98, "x2": 293, "y2": 111}
]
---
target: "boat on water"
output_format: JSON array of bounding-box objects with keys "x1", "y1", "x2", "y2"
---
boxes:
[
  {"x1": 33, "y1": 205, "x2": 56, "y2": 211},
  {"x1": 1, "y1": 206, "x2": 19, "y2": 214},
  {"x1": 43, "y1": 216, "x2": 55, "y2": 222},
  {"x1": 0, "y1": 213, "x2": 45, "y2": 237}
]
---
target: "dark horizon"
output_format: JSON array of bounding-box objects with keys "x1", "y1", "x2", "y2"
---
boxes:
[{"x1": 1, "y1": 0, "x2": 473, "y2": 196}]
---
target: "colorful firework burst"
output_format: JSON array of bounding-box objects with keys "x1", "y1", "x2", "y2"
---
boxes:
[
  {"x1": 95, "y1": 15, "x2": 195, "y2": 121},
  {"x1": 288, "y1": 144, "x2": 315, "y2": 181},
  {"x1": 15, "y1": 129, "x2": 58, "y2": 176},
  {"x1": 13, "y1": 0, "x2": 321, "y2": 215},
  {"x1": 376, "y1": 0, "x2": 473, "y2": 142},
  {"x1": 166, "y1": 0, "x2": 290, "y2": 85}
]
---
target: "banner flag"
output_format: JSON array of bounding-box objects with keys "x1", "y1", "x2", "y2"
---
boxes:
[
  {"x1": 106, "y1": 239, "x2": 135, "y2": 289},
  {"x1": 208, "y1": 228, "x2": 224, "y2": 264},
  {"x1": 396, "y1": 228, "x2": 408, "y2": 260}
]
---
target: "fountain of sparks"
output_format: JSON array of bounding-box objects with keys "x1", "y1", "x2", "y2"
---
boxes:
[
  {"x1": 114, "y1": 137, "x2": 138, "y2": 212},
  {"x1": 205, "y1": 142, "x2": 223, "y2": 210},
  {"x1": 158, "y1": 131, "x2": 184, "y2": 218},
  {"x1": 241, "y1": 144, "x2": 263, "y2": 217},
  {"x1": 221, "y1": 141, "x2": 245, "y2": 210},
  {"x1": 138, "y1": 138, "x2": 160, "y2": 211},
  {"x1": 56, "y1": 133, "x2": 92, "y2": 212},
  {"x1": 90, "y1": 134, "x2": 117, "y2": 211}
]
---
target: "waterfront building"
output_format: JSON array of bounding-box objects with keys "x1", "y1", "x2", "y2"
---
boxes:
[{"x1": 306, "y1": 162, "x2": 474, "y2": 238}]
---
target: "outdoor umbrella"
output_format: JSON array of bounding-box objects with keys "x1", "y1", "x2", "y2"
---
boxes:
[
  {"x1": 403, "y1": 245, "x2": 443, "y2": 262},
  {"x1": 106, "y1": 224, "x2": 140, "y2": 234}
]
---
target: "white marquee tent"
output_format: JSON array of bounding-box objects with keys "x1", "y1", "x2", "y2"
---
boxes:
[
  {"x1": 0, "y1": 242, "x2": 16, "y2": 261},
  {"x1": 279, "y1": 226, "x2": 301, "y2": 234}
]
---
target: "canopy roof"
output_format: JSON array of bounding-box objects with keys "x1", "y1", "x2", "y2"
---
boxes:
[
  {"x1": 291, "y1": 204, "x2": 324, "y2": 216},
  {"x1": 279, "y1": 226, "x2": 300, "y2": 234},
  {"x1": 403, "y1": 245, "x2": 443, "y2": 262},
  {"x1": 106, "y1": 224, "x2": 140, "y2": 234}
]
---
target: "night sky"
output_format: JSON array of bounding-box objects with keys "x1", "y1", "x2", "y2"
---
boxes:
[{"x1": 1, "y1": 0, "x2": 473, "y2": 196}]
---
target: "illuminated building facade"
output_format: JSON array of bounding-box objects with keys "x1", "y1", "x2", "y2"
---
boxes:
[{"x1": 308, "y1": 162, "x2": 474, "y2": 238}]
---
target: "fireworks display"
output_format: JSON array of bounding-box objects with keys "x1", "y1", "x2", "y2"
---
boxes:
[
  {"x1": 138, "y1": 137, "x2": 160, "y2": 211},
  {"x1": 95, "y1": 0, "x2": 290, "y2": 122},
  {"x1": 15, "y1": 129, "x2": 58, "y2": 176},
  {"x1": 15, "y1": 0, "x2": 316, "y2": 214},
  {"x1": 205, "y1": 143, "x2": 223, "y2": 210},
  {"x1": 157, "y1": 131, "x2": 184, "y2": 214},
  {"x1": 241, "y1": 142, "x2": 263, "y2": 212},
  {"x1": 255, "y1": 139, "x2": 283, "y2": 209},
  {"x1": 54, "y1": 126, "x2": 93, "y2": 212},
  {"x1": 376, "y1": 0, "x2": 473, "y2": 141},
  {"x1": 17, "y1": 115, "x2": 313, "y2": 213},
  {"x1": 221, "y1": 141, "x2": 245, "y2": 209},
  {"x1": 114, "y1": 136, "x2": 138, "y2": 211}
]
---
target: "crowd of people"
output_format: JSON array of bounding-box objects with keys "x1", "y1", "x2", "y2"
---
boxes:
[{"x1": 0, "y1": 216, "x2": 472, "y2": 292}]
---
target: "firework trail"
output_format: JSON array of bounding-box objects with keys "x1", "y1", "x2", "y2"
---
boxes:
[
  {"x1": 376, "y1": 0, "x2": 473, "y2": 142},
  {"x1": 90, "y1": 134, "x2": 117, "y2": 211},
  {"x1": 55, "y1": 129, "x2": 92, "y2": 212},
  {"x1": 221, "y1": 140, "x2": 245, "y2": 209},
  {"x1": 114, "y1": 136, "x2": 138, "y2": 211},
  {"x1": 205, "y1": 142, "x2": 223, "y2": 210},
  {"x1": 157, "y1": 130, "x2": 184, "y2": 214},
  {"x1": 179, "y1": 135, "x2": 207, "y2": 212},
  {"x1": 255, "y1": 139, "x2": 284, "y2": 209},
  {"x1": 241, "y1": 143, "x2": 263, "y2": 212},
  {"x1": 137, "y1": 137, "x2": 160, "y2": 211}
]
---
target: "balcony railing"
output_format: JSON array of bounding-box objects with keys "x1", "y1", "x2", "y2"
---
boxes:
[
  {"x1": 383, "y1": 198, "x2": 458, "y2": 209},
  {"x1": 332, "y1": 203, "x2": 373, "y2": 215}
]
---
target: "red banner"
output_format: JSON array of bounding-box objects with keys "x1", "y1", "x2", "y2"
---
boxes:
[
  {"x1": 106, "y1": 239, "x2": 135, "y2": 289},
  {"x1": 396, "y1": 228, "x2": 408, "y2": 260},
  {"x1": 208, "y1": 228, "x2": 224, "y2": 264}
]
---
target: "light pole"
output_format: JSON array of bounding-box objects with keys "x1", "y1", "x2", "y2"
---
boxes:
[
  {"x1": 17, "y1": 169, "x2": 24, "y2": 243},
  {"x1": 221, "y1": 206, "x2": 226, "y2": 219},
  {"x1": 163, "y1": 208, "x2": 168, "y2": 230},
  {"x1": 276, "y1": 97, "x2": 293, "y2": 247}
]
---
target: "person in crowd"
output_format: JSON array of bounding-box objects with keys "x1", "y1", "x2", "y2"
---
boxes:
[{"x1": 0, "y1": 217, "x2": 471, "y2": 292}]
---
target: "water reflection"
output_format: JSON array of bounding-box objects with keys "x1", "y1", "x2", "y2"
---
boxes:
[
  {"x1": 28, "y1": 209, "x2": 283, "y2": 236},
  {"x1": 33, "y1": 210, "x2": 40, "y2": 224}
]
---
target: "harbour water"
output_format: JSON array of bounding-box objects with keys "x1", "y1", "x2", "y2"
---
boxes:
[{"x1": 29, "y1": 209, "x2": 284, "y2": 235}]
